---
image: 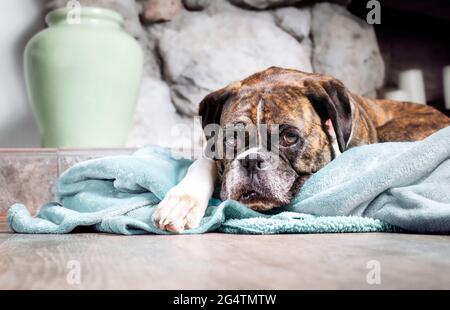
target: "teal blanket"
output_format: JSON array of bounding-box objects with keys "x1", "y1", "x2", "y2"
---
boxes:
[{"x1": 7, "y1": 127, "x2": 450, "y2": 234}]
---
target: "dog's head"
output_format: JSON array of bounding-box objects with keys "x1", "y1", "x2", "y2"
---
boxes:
[{"x1": 199, "y1": 67, "x2": 355, "y2": 211}]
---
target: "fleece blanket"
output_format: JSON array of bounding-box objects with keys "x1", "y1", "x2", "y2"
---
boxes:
[{"x1": 7, "y1": 127, "x2": 450, "y2": 234}]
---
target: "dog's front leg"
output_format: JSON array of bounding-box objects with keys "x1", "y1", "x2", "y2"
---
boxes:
[{"x1": 152, "y1": 157, "x2": 217, "y2": 233}]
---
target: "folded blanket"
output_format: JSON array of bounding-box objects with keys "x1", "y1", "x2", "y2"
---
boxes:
[{"x1": 7, "y1": 127, "x2": 450, "y2": 234}]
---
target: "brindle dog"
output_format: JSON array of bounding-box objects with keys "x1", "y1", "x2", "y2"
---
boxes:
[
  {"x1": 153, "y1": 67, "x2": 450, "y2": 232},
  {"x1": 199, "y1": 67, "x2": 450, "y2": 211}
]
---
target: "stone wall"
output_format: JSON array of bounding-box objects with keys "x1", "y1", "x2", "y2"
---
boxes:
[{"x1": 47, "y1": 0, "x2": 385, "y2": 149}]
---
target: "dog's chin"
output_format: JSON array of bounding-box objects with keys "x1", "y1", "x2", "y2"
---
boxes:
[
  {"x1": 231, "y1": 189, "x2": 285, "y2": 212},
  {"x1": 240, "y1": 199, "x2": 280, "y2": 212}
]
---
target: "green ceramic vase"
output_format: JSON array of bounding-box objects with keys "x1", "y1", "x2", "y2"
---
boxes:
[{"x1": 24, "y1": 7, "x2": 143, "y2": 147}]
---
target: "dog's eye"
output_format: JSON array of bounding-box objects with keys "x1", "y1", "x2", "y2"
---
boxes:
[
  {"x1": 224, "y1": 130, "x2": 244, "y2": 149},
  {"x1": 281, "y1": 130, "x2": 299, "y2": 147},
  {"x1": 234, "y1": 122, "x2": 246, "y2": 130},
  {"x1": 224, "y1": 123, "x2": 247, "y2": 149},
  {"x1": 226, "y1": 136, "x2": 237, "y2": 147}
]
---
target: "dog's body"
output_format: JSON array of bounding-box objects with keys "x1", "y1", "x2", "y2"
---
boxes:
[{"x1": 153, "y1": 67, "x2": 450, "y2": 232}]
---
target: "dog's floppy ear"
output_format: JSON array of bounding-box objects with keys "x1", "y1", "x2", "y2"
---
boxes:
[
  {"x1": 304, "y1": 78, "x2": 353, "y2": 152},
  {"x1": 198, "y1": 81, "x2": 240, "y2": 128},
  {"x1": 198, "y1": 88, "x2": 229, "y2": 129}
]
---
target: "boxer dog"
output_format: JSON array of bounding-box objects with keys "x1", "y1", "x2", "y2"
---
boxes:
[{"x1": 153, "y1": 67, "x2": 450, "y2": 232}]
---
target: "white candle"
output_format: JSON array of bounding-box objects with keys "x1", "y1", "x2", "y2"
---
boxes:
[
  {"x1": 443, "y1": 66, "x2": 450, "y2": 110},
  {"x1": 384, "y1": 89, "x2": 410, "y2": 101},
  {"x1": 399, "y1": 69, "x2": 426, "y2": 104}
]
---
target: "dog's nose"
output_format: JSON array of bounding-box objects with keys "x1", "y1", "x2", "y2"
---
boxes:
[{"x1": 240, "y1": 154, "x2": 265, "y2": 173}]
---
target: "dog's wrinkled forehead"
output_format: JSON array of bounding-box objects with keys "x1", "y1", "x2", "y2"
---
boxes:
[
  {"x1": 220, "y1": 68, "x2": 320, "y2": 127},
  {"x1": 199, "y1": 66, "x2": 353, "y2": 153},
  {"x1": 240, "y1": 66, "x2": 316, "y2": 87}
]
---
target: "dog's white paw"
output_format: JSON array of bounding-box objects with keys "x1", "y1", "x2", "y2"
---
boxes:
[{"x1": 152, "y1": 187, "x2": 208, "y2": 233}]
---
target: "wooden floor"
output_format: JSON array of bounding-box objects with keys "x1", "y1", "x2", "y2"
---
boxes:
[{"x1": 1, "y1": 218, "x2": 450, "y2": 290}]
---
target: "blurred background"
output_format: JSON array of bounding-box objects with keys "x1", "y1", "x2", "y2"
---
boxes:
[{"x1": 1, "y1": 0, "x2": 449, "y2": 149}]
